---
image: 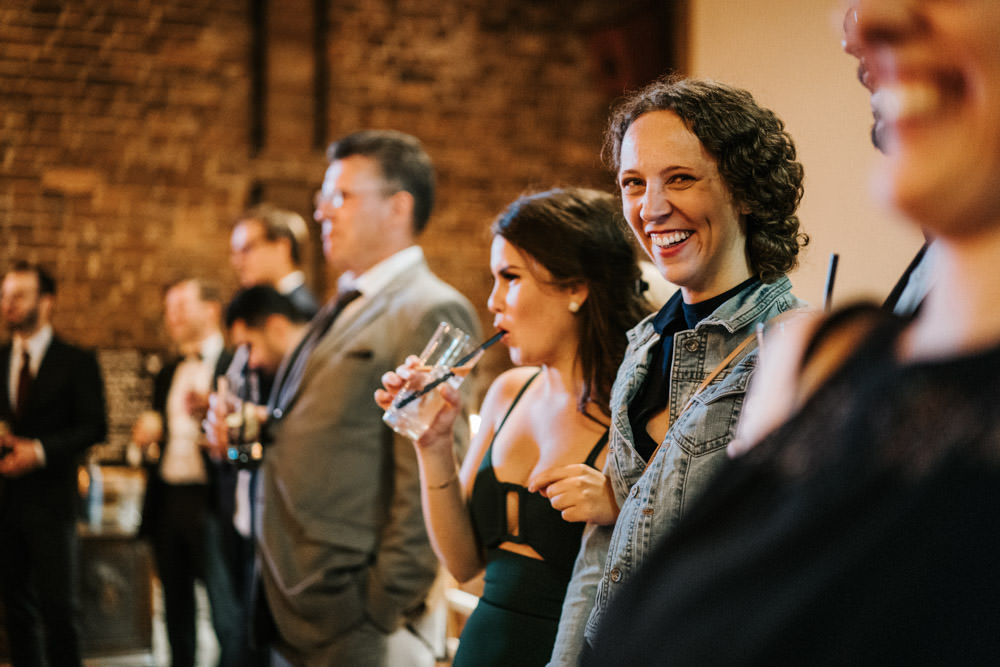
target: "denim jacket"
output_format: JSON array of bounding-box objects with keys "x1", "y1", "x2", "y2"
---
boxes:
[{"x1": 548, "y1": 276, "x2": 804, "y2": 665}]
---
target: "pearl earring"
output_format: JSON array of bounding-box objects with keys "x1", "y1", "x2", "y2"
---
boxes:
[{"x1": 568, "y1": 301, "x2": 580, "y2": 313}]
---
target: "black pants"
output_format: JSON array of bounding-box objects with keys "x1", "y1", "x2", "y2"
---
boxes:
[
  {"x1": 150, "y1": 483, "x2": 242, "y2": 667},
  {"x1": 0, "y1": 513, "x2": 82, "y2": 667}
]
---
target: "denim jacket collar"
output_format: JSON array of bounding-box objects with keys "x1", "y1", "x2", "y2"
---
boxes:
[{"x1": 627, "y1": 274, "x2": 798, "y2": 349}]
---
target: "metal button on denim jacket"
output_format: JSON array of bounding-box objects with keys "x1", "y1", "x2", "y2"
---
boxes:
[{"x1": 580, "y1": 276, "x2": 805, "y2": 643}]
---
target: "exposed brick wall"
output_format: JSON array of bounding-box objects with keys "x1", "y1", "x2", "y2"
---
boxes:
[
  {"x1": 2, "y1": 0, "x2": 254, "y2": 350},
  {"x1": 1, "y1": 0, "x2": 674, "y2": 449}
]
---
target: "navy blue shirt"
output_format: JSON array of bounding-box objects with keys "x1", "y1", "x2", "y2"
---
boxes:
[{"x1": 629, "y1": 277, "x2": 760, "y2": 461}]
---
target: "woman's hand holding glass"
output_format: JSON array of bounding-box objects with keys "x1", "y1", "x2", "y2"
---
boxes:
[{"x1": 375, "y1": 355, "x2": 462, "y2": 451}]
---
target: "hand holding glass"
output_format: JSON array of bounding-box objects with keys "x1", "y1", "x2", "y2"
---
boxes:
[
  {"x1": 382, "y1": 322, "x2": 488, "y2": 441},
  {"x1": 205, "y1": 377, "x2": 264, "y2": 467}
]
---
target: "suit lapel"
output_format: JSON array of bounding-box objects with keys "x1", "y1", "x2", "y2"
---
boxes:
[
  {"x1": 0, "y1": 344, "x2": 12, "y2": 418},
  {"x1": 272, "y1": 261, "x2": 429, "y2": 416}
]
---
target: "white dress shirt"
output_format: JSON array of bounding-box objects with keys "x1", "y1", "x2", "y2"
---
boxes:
[{"x1": 159, "y1": 332, "x2": 224, "y2": 484}]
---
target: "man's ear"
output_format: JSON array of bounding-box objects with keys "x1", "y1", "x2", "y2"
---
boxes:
[
  {"x1": 264, "y1": 313, "x2": 287, "y2": 335},
  {"x1": 276, "y1": 236, "x2": 294, "y2": 261},
  {"x1": 38, "y1": 294, "x2": 55, "y2": 325},
  {"x1": 389, "y1": 190, "x2": 416, "y2": 232}
]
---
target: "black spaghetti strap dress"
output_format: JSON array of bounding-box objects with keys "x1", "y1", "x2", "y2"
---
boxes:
[{"x1": 455, "y1": 372, "x2": 607, "y2": 666}]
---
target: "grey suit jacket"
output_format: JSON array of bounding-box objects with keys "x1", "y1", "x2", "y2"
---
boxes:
[{"x1": 258, "y1": 254, "x2": 480, "y2": 653}]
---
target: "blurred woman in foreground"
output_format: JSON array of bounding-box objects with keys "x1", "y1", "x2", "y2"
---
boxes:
[{"x1": 585, "y1": 1, "x2": 1000, "y2": 664}]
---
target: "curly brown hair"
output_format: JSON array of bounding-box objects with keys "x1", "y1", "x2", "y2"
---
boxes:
[{"x1": 603, "y1": 75, "x2": 808, "y2": 282}]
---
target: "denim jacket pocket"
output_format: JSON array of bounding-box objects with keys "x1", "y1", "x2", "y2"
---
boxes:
[{"x1": 675, "y1": 356, "x2": 755, "y2": 456}]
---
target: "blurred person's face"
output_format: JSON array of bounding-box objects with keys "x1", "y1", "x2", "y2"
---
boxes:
[
  {"x1": 617, "y1": 110, "x2": 751, "y2": 304},
  {"x1": 853, "y1": 0, "x2": 1000, "y2": 235},
  {"x1": 842, "y1": 2, "x2": 886, "y2": 150},
  {"x1": 313, "y1": 156, "x2": 397, "y2": 274},
  {"x1": 164, "y1": 281, "x2": 214, "y2": 348},
  {"x1": 0, "y1": 272, "x2": 46, "y2": 335},
  {"x1": 230, "y1": 220, "x2": 286, "y2": 287},
  {"x1": 487, "y1": 236, "x2": 584, "y2": 368},
  {"x1": 230, "y1": 319, "x2": 287, "y2": 375}
]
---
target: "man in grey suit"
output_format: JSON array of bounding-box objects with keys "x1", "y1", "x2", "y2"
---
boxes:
[{"x1": 259, "y1": 130, "x2": 480, "y2": 666}]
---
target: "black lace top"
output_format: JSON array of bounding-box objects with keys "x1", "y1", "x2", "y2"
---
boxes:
[{"x1": 585, "y1": 306, "x2": 1000, "y2": 665}]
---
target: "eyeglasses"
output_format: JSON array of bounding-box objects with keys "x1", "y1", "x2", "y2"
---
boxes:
[
  {"x1": 230, "y1": 237, "x2": 265, "y2": 257},
  {"x1": 314, "y1": 186, "x2": 397, "y2": 211}
]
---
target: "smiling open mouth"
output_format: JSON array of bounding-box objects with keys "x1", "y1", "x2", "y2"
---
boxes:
[
  {"x1": 870, "y1": 73, "x2": 965, "y2": 126},
  {"x1": 652, "y1": 231, "x2": 693, "y2": 248}
]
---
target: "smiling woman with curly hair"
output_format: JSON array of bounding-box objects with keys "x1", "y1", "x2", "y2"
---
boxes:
[
  {"x1": 603, "y1": 75, "x2": 809, "y2": 283},
  {"x1": 549, "y1": 76, "x2": 809, "y2": 665}
]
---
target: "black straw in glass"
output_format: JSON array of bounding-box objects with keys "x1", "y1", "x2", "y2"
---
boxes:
[{"x1": 394, "y1": 330, "x2": 505, "y2": 409}]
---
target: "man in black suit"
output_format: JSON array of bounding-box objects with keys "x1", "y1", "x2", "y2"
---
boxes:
[
  {"x1": 134, "y1": 278, "x2": 240, "y2": 667},
  {"x1": 0, "y1": 261, "x2": 107, "y2": 667}
]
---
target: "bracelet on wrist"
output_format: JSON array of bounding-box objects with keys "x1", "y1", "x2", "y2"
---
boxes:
[{"x1": 427, "y1": 473, "x2": 458, "y2": 490}]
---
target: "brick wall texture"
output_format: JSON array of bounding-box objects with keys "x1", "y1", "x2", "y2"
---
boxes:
[{"x1": 1, "y1": 0, "x2": 666, "y2": 411}]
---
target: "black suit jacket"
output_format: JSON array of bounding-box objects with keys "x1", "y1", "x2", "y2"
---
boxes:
[
  {"x1": 139, "y1": 349, "x2": 233, "y2": 538},
  {"x1": 0, "y1": 336, "x2": 107, "y2": 522},
  {"x1": 285, "y1": 283, "x2": 319, "y2": 320}
]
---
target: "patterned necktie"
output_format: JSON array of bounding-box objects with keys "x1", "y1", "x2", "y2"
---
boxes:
[
  {"x1": 267, "y1": 288, "x2": 362, "y2": 413},
  {"x1": 15, "y1": 350, "x2": 31, "y2": 418},
  {"x1": 313, "y1": 288, "x2": 362, "y2": 340}
]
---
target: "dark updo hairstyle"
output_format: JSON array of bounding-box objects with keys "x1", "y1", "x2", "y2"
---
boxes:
[
  {"x1": 603, "y1": 75, "x2": 808, "y2": 282},
  {"x1": 491, "y1": 187, "x2": 652, "y2": 416}
]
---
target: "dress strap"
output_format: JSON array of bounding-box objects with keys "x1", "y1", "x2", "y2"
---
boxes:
[
  {"x1": 480, "y1": 370, "x2": 541, "y2": 466},
  {"x1": 796, "y1": 303, "x2": 892, "y2": 409},
  {"x1": 584, "y1": 430, "x2": 609, "y2": 468}
]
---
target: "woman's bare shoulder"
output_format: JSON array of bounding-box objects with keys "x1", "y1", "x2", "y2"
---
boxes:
[{"x1": 480, "y1": 366, "x2": 541, "y2": 418}]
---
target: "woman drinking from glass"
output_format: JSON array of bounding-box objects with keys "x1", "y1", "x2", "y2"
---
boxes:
[{"x1": 376, "y1": 187, "x2": 650, "y2": 665}]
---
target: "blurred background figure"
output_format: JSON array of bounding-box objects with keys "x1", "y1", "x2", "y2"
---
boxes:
[
  {"x1": 376, "y1": 187, "x2": 651, "y2": 665},
  {"x1": 225, "y1": 286, "x2": 311, "y2": 383},
  {"x1": 230, "y1": 203, "x2": 319, "y2": 322},
  {"x1": 223, "y1": 204, "x2": 321, "y2": 665},
  {"x1": 551, "y1": 76, "x2": 809, "y2": 665},
  {"x1": 133, "y1": 278, "x2": 241, "y2": 667},
  {"x1": 0, "y1": 261, "x2": 107, "y2": 667},
  {"x1": 585, "y1": 0, "x2": 1000, "y2": 663},
  {"x1": 220, "y1": 284, "x2": 308, "y2": 665}
]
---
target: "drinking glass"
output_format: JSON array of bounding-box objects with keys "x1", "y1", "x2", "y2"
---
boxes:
[{"x1": 382, "y1": 322, "x2": 483, "y2": 440}]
